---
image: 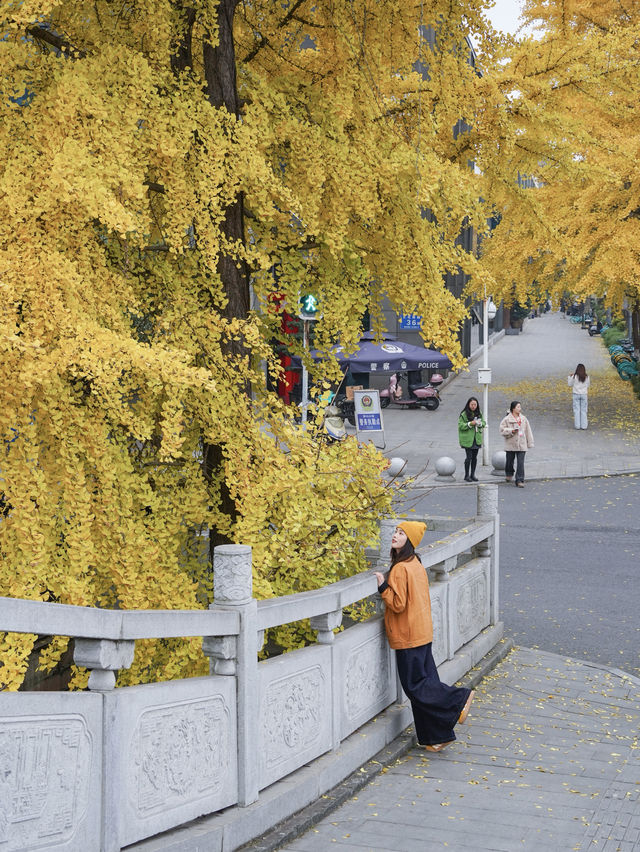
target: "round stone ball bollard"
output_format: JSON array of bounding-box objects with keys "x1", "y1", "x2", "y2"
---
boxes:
[
  {"x1": 434, "y1": 456, "x2": 456, "y2": 481},
  {"x1": 491, "y1": 450, "x2": 507, "y2": 477},
  {"x1": 384, "y1": 457, "x2": 407, "y2": 478}
]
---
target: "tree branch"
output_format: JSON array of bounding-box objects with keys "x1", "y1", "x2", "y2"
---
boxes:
[
  {"x1": 26, "y1": 25, "x2": 87, "y2": 58},
  {"x1": 242, "y1": 0, "x2": 308, "y2": 64}
]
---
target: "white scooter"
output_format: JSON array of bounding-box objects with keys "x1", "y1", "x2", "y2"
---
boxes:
[{"x1": 323, "y1": 403, "x2": 347, "y2": 441}]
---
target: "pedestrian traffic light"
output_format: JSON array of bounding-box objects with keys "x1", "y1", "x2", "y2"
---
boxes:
[{"x1": 298, "y1": 292, "x2": 321, "y2": 320}]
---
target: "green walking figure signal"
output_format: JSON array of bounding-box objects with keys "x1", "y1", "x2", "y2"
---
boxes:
[
  {"x1": 298, "y1": 293, "x2": 320, "y2": 320},
  {"x1": 297, "y1": 293, "x2": 320, "y2": 419}
]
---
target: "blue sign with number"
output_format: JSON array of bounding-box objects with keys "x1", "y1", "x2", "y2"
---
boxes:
[{"x1": 399, "y1": 313, "x2": 422, "y2": 330}]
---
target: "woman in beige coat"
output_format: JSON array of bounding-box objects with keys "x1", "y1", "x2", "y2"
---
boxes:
[{"x1": 499, "y1": 400, "x2": 534, "y2": 487}]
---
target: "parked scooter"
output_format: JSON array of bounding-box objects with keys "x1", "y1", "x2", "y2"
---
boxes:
[
  {"x1": 322, "y1": 403, "x2": 347, "y2": 441},
  {"x1": 332, "y1": 394, "x2": 356, "y2": 425},
  {"x1": 379, "y1": 372, "x2": 442, "y2": 411}
]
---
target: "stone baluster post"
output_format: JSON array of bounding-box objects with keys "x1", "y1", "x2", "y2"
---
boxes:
[
  {"x1": 73, "y1": 638, "x2": 135, "y2": 852},
  {"x1": 378, "y1": 518, "x2": 397, "y2": 565},
  {"x1": 476, "y1": 484, "x2": 500, "y2": 625},
  {"x1": 373, "y1": 517, "x2": 405, "y2": 617},
  {"x1": 310, "y1": 609, "x2": 343, "y2": 749},
  {"x1": 205, "y1": 544, "x2": 258, "y2": 808},
  {"x1": 429, "y1": 557, "x2": 456, "y2": 662}
]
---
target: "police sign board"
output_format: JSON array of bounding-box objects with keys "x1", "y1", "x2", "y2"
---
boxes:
[{"x1": 354, "y1": 389, "x2": 384, "y2": 446}]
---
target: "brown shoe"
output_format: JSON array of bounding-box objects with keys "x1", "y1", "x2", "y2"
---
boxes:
[
  {"x1": 505, "y1": 476, "x2": 512, "y2": 482},
  {"x1": 458, "y1": 690, "x2": 475, "y2": 724},
  {"x1": 516, "y1": 482, "x2": 525, "y2": 488},
  {"x1": 424, "y1": 740, "x2": 454, "y2": 753}
]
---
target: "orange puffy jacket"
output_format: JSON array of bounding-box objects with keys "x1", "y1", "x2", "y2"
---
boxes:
[{"x1": 380, "y1": 556, "x2": 433, "y2": 649}]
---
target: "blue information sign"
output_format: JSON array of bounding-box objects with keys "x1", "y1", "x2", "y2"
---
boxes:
[
  {"x1": 399, "y1": 313, "x2": 422, "y2": 330},
  {"x1": 356, "y1": 412, "x2": 382, "y2": 431}
]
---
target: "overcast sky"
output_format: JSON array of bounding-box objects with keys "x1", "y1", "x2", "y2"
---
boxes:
[{"x1": 485, "y1": 0, "x2": 524, "y2": 34}]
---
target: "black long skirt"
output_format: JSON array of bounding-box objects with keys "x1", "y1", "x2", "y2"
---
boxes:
[{"x1": 395, "y1": 643, "x2": 471, "y2": 746}]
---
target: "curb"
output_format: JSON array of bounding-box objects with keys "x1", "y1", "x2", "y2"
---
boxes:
[
  {"x1": 407, "y1": 468, "x2": 640, "y2": 490},
  {"x1": 458, "y1": 636, "x2": 515, "y2": 690},
  {"x1": 238, "y1": 730, "x2": 417, "y2": 852},
  {"x1": 529, "y1": 647, "x2": 640, "y2": 688},
  {"x1": 238, "y1": 637, "x2": 516, "y2": 852}
]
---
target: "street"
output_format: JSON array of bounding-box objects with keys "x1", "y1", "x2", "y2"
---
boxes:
[
  {"x1": 401, "y1": 476, "x2": 640, "y2": 678},
  {"x1": 381, "y1": 313, "x2": 640, "y2": 679}
]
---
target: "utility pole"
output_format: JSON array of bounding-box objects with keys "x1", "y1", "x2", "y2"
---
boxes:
[{"x1": 478, "y1": 298, "x2": 497, "y2": 466}]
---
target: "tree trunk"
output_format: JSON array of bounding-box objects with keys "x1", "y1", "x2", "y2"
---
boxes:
[
  {"x1": 170, "y1": 6, "x2": 196, "y2": 75},
  {"x1": 201, "y1": 0, "x2": 249, "y2": 553},
  {"x1": 169, "y1": 2, "x2": 252, "y2": 556},
  {"x1": 632, "y1": 303, "x2": 640, "y2": 358},
  {"x1": 202, "y1": 0, "x2": 249, "y2": 325}
]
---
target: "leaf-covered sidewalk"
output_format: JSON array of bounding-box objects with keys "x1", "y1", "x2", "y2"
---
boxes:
[
  {"x1": 282, "y1": 647, "x2": 640, "y2": 852},
  {"x1": 381, "y1": 312, "x2": 640, "y2": 484}
]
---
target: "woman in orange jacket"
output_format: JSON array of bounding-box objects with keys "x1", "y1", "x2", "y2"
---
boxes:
[{"x1": 374, "y1": 521, "x2": 474, "y2": 752}]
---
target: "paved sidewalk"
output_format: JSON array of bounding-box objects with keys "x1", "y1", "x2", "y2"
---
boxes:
[
  {"x1": 280, "y1": 647, "x2": 640, "y2": 852},
  {"x1": 374, "y1": 313, "x2": 640, "y2": 485}
]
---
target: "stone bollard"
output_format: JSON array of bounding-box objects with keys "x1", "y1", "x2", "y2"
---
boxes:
[
  {"x1": 491, "y1": 450, "x2": 507, "y2": 477},
  {"x1": 384, "y1": 457, "x2": 407, "y2": 478},
  {"x1": 435, "y1": 456, "x2": 456, "y2": 480}
]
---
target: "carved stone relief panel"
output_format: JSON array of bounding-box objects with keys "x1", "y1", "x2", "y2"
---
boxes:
[
  {"x1": 454, "y1": 562, "x2": 489, "y2": 648},
  {"x1": 262, "y1": 666, "x2": 324, "y2": 769},
  {"x1": 0, "y1": 714, "x2": 93, "y2": 852},
  {"x1": 118, "y1": 678, "x2": 237, "y2": 848},
  {"x1": 333, "y1": 621, "x2": 396, "y2": 742},
  {"x1": 131, "y1": 696, "x2": 230, "y2": 817},
  {"x1": 345, "y1": 633, "x2": 390, "y2": 722},
  {"x1": 430, "y1": 591, "x2": 447, "y2": 665},
  {"x1": 258, "y1": 653, "x2": 332, "y2": 790}
]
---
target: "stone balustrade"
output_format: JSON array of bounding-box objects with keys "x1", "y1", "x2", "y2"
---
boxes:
[{"x1": 0, "y1": 484, "x2": 502, "y2": 852}]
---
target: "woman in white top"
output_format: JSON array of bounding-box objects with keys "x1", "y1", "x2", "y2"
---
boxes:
[{"x1": 568, "y1": 363, "x2": 590, "y2": 429}]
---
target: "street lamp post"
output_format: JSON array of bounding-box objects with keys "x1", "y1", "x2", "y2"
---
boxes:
[{"x1": 478, "y1": 297, "x2": 497, "y2": 466}]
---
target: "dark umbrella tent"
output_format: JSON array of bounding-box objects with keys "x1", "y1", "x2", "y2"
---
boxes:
[
  {"x1": 333, "y1": 337, "x2": 452, "y2": 373},
  {"x1": 291, "y1": 335, "x2": 453, "y2": 373}
]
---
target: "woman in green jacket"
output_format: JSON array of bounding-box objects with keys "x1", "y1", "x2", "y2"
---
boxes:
[{"x1": 458, "y1": 397, "x2": 486, "y2": 482}]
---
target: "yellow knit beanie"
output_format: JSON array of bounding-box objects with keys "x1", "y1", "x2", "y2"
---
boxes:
[{"x1": 397, "y1": 521, "x2": 426, "y2": 548}]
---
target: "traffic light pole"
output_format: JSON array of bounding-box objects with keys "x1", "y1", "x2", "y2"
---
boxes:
[
  {"x1": 297, "y1": 294, "x2": 319, "y2": 427},
  {"x1": 301, "y1": 319, "x2": 309, "y2": 425}
]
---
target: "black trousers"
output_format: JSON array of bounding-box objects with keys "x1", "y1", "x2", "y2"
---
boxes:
[
  {"x1": 395, "y1": 643, "x2": 470, "y2": 746},
  {"x1": 505, "y1": 450, "x2": 526, "y2": 483},
  {"x1": 464, "y1": 446, "x2": 479, "y2": 478}
]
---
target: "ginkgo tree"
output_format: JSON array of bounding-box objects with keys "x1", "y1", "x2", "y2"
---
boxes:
[
  {"x1": 0, "y1": 0, "x2": 507, "y2": 689},
  {"x1": 476, "y1": 0, "x2": 640, "y2": 333}
]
